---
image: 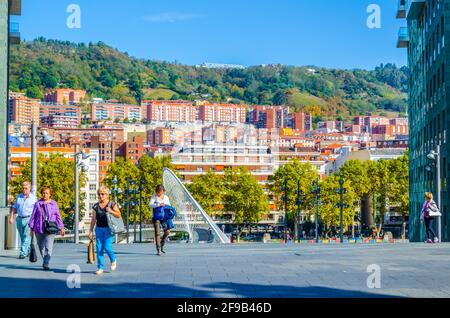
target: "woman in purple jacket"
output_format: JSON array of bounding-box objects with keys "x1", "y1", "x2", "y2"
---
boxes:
[{"x1": 29, "y1": 187, "x2": 65, "y2": 270}]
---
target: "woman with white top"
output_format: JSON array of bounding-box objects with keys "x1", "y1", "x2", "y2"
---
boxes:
[{"x1": 149, "y1": 185, "x2": 171, "y2": 255}]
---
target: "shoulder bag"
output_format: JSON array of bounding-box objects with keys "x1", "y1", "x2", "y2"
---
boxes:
[{"x1": 106, "y1": 202, "x2": 125, "y2": 234}]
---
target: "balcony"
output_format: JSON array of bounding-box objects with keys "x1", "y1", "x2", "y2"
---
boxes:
[
  {"x1": 8, "y1": 0, "x2": 21, "y2": 16},
  {"x1": 9, "y1": 22, "x2": 20, "y2": 45},
  {"x1": 407, "y1": 0, "x2": 426, "y2": 21},
  {"x1": 397, "y1": 27, "x2": 409, "y2": 48},
  {"x1": 397, "y1": 0, "x2": 407, "y2": 19}
]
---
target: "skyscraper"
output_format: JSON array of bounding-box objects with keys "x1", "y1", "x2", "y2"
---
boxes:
[
  {"x1": 397, "y1": 0, "x2": 448, "y2": 241},
  {"x1": 1, "y1": 0, "x2": 22, "y2": 251}
]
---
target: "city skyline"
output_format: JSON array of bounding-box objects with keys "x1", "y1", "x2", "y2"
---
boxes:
[{"x1": 17, "y1": 0, "x2": 407, "y2": 70}]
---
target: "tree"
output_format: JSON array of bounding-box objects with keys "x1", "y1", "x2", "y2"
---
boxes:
[
  {"x1": 269, "y1": 160, "x2": 318, "y2": 241},
  {"x1": 223, "y1": 168, "x2": 269, "y2": 242},
  {"x1": 136, "y1": 155, "x2": 175, "y2": 221},
  {"x1": 26, "y1": 86, "x2": 43, "y2": 99},
  {"x1": 102, "y1": 158, "x2": 139, "y2": 222},
  {"x1": 272, "y1": 90, "x2": 288, "y2": 105},
  {"x1": 9, "y1": 154, "x2": 86, "y2": 226},
  {"x1": 389, "y1": 152, "x2": 409, "y2": 220},
  {"x1": 318, "y1": 175, "x2": 356, "y2": 237},
  {"x1": 339, "y1": 160, "x2": 375, "y2": 230},
  {"x1": 188, "y1": 170, "x2": 225, "y2": 216}
]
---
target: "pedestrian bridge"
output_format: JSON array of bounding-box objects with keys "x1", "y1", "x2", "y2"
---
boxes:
[{"x1": 162, "y1": 168, "x2": 230, "y2": 244}]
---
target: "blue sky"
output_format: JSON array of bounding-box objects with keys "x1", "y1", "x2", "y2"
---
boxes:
[{"x1": 17, "y1": 0, "x2": 407, "y2": 70}]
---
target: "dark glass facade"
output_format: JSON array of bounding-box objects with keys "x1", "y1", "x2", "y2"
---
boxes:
[{"x1": 398, "y1": 0, "x2": 449, "y2": 241}]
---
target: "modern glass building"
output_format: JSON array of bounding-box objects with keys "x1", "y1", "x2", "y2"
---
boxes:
[
  {"x1": 0, "y1": 0, "x2": 21, "y2": 252},
  {"x1": 397, "y1": 0, "x2": 449, "y2": 241}
]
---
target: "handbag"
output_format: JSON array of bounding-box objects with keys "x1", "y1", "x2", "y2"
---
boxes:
[
  {"x1": 39, "y1": 203, "x2": 60, "y2": 235},
  {"x1": 427, "y1": 203, "x2": 442, "y2": 217},
  {"x1": 29, "y1": 237, "x2": 37, "y2": 263},
  {"x1": 87, "y1": 239, "x2": 95, "y2": 264},
  {"x1": 105, "y1": 202, "x2": 125, "y2": 234}
]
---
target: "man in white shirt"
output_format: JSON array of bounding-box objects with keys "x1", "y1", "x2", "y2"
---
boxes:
[{"x1": 9, "y1": 181, "x2": 37, "y2": 259}]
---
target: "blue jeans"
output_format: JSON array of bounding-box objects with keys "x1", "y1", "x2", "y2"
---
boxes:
[
  {"x1": 95, "y1": 227, "x2": 116, "y2": 270},
  {"x1": 16, "y1": 216, "x2": 31, "y2": 257}
]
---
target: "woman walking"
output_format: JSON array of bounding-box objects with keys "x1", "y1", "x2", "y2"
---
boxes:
[
  {"x1": 29, "y1": 187, "x2": 65, "y2": 271},
  {"x1": 89, "y1": 186, "x2": 121, "y2": 275},
  {"x1": 421, "y1": 192, "x2": 440, "y2": 243},
  {"x1": 150, "y1": 185, "x2": 171, "y2": 256}
]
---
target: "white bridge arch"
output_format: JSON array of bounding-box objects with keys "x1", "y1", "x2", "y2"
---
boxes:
[{"x1": 162, "y1": 168, "x2": 230, "y2": 244}]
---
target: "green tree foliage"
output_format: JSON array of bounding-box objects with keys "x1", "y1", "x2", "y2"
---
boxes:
[
  {"x1": 102, "y1": 158, "x2": 139, "y2": 221},
  {"x1": 10, "y1": 39, "x2": 407, "y2": 117},
  {"x1": 318, "y1": 175, "x2": 356, "y2": 236},
  {"x1": 339, "y1": 155, "x2": 409, "y2": 235},
  {"x1": 223, "y1": 168, "x2": 269, "y2": 241},
  {"x1": 272, "y1": 90, "x2": 288, "y2": 105},
  {"x1": 9, "y1": 154, "x2": 86, "y2": 226},
  {"x1": 269, "y1": 160, "x2": 318, "y2": 239},
  {"x1": 102, "y1": 156, "x2": 174, "y2": 222},
  {"x1": 187, "y1": 170, "x2": 225, "y2": 215}
]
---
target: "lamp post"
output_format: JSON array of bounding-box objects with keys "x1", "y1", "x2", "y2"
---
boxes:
[
  {"x1": 131, "y1": 180, "x2": 138, "y2": 243},
  {"x1": 312, "y1": 178, "x2": 320, "y2": 243},
  {"x1": 427, "y1": 146, "x2": 442, "y2": 243},
  {"x1": 126, "y1": 178, "x2": 132, "y2": 244},
  {"x1": 13, "y1": 122, "x2": 54, "y2": 192},
  {"x1": 74, "y1": 146, "x2": 90, "y2": 244},
  {"x1": 282, "y1": 179, "x2": 288, "y2": 243},
  {"x1": 335, "y1": 174, "x2": 349, "y2": 243},
  {"x1": 139, "y1": 179, "x2": 144, "y2": 243},
  {"x1": 112, "y1": 175, "x2": 122, "y2": 243},
  {"x1": 296, "y1": 181, "x2": 304, "y2": 244}
]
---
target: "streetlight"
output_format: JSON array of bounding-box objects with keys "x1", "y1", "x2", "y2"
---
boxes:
[
  {"x1": 12, "y1": 122, "x2": 54, "y2": 192},
  {"x1": 281, "y1": 179, "x2": 289, "y2": 243},
  {"x1": 132, "y1": 180, "x2": 138, "y2": 243},
  {"x1": 335, "y1": 174, "x2": 349, "y2": 243},
  {"x1": 427, "y1": 146, "x2": 442, "y2": 243},
  {"x1": 139, "y1": 179, "x2": 145, "y2": 243},
  {"x1": 111, "y1": 175, "x2": 122, "y2": 243},
  {"x1": 125, "y1": 178, "x2": 133, "y2": 244},
  {"x1": 295, "y1": 181, "x2": 305, "y2": 243},
  {"x1": 311, "y1": 178, "x2": 320, "y2": 243},
  {"x1": 74, "y1": 145, "x2": 90, "y2": 244}
]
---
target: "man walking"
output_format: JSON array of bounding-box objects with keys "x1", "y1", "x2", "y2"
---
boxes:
[{"x1": 8, "y1": 182, "x2": 37, "y2": 259}]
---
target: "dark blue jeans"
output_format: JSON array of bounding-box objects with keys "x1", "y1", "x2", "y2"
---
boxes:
[{"x1": 425, "y1": 217, "x2": 436, "y2": 240}]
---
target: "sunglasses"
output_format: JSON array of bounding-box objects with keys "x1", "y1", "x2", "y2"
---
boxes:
[{"x1": 98, "y1": 193, "x2": 108, "y2": 196}]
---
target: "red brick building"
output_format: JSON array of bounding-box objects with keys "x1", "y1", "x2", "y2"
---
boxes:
[
  {"x1": 199, "y1": 103, "x2": 246, "y2": 123},
  {"x1": 143, "y1": 100, "x2": 196, "y2": 123},
  {"x1": 123, "y1": 135, "x2": 145, "y2": 164},
  {"x1": 9, "y1": 92, "x2": 40, "y2": 125},
  {"x1": 44, "y1": 89, "x2": 87, "y2": 104}
]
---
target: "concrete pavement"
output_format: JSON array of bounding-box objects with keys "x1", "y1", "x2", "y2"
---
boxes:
[{"x1": 1, "y1": 242, "x2": 449, "y2": 298}]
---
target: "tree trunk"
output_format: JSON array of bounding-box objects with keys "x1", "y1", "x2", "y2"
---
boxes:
[{"x1": 361, "y1": 194, "x2": 374, "y2": 229}]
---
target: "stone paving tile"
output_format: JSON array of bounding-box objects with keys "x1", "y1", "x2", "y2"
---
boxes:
[{"x1": 2, "y1": 243, "x2": 450, "y2": 298}]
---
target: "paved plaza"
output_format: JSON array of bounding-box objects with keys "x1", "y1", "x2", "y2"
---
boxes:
[{"x1": 1, "y1": 242, "x2": 450, "y2": 298}]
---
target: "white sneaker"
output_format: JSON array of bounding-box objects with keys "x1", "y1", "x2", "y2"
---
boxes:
[
  {"x1": 111, "y1": 261, "x2": 117, "y2": 272},
  {"x1": 434, "y1": 237, "x2": 439, "y2": 243},
  {"x1": 95, "y1": 269, "x2": 104, "y2": 275}
]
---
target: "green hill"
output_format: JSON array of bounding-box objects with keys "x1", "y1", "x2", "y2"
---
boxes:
[{"x1": 9, "y1": 38, "x2": 408, "y2": 120}]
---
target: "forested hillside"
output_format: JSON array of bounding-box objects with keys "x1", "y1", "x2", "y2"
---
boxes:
[{"x1": 10, "y1": 38, "x2": 408, "y2": 119}]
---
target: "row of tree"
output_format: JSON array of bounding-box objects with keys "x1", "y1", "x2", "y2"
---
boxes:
[
  {"x1": 187, "y1": 152, "x2": 409, "y2": 240},
  {"x1": 9, "y1": 152, "x2": 408, "y2": 240}
]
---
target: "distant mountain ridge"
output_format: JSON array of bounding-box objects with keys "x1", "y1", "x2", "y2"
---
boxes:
[{"x1": 9, "y1": 38, "x2": 408, "y2": 120}]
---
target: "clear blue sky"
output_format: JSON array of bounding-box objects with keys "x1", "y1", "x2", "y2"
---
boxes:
[{"x1": 17, "y1": 0, "x2": 407, "y2": 70}]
